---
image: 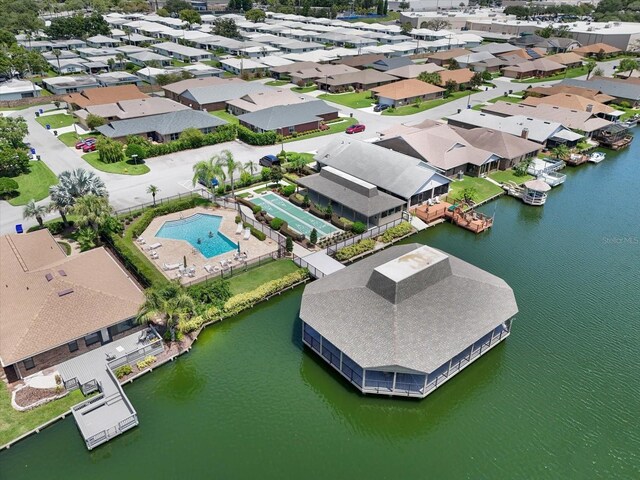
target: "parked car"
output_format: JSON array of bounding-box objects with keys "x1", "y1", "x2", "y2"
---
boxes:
[
  {"x1": 259, "y1": 154, "x2": 280, "y2": 167},
  {"x1": 82, "y1": 141, "x2": 97, "y2": 153},
  {"x1": 75, "y1": 137, "x2": 96, "y2": 149},
  {"x1": 197, "y1": 176, "x2": 219, "y2": 189},
  {"x1": 373, "y1": 104, "x2": 390, "y2": 112},
  {"x1": 346, "y1": 124, "x2": 366, "y2": 134}
]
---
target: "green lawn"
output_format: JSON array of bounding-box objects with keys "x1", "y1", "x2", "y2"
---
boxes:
[
  {"x1": 171, "y1": 59, "x2": 191, "y2": 67},
  {"x1": 382, "y1": 90, "x2": 471, "y2": 116},
  {"x1": 291, "y1": 85, "x2": 316, "y2": 93},
  {"x1": 265, "y1": 80, "x2": 290, "y2": 86},
  {"x1": 488, "y1": 169, "x2": 533, "y2": 185},
  {"x1": 283, "y1": 117, "x2": 358, "y2": 143},
  {"x1": 611, "y1": 104, "x2": 640, "y2": 121},
  {"x1": 447, "y1": 176, "x2": 503, "y2": 204},
  {"x1": 514, "y1": 65, "x2": 588, "y2": 84},
  {"x1": 57, "y1": 132, "x2": 96, "y2": 147},
  {"x1": 7, "y1": 161, "x2": 58, "y2": 206},
  {"x1": 318, "y1": 91, "x2": 375, "y2": 109},
  {"x1": 82, "y1": 152, "x2": 150, "y2": 176},
  {"x1": 35, "y1": 113, "x2": 74, "y2": 129},
  {"x1": 228, "y1": 259, "x2": 299, "y2": 295},
  {"x1": 0, "y1": 381, "x2": 86, "y2": 447},
  {"x1": 487, "y1": 95, "x2": 524, "y2": 104},
  {"x1": 210, "y1": 110, "x2": 239, "y2": 124}
]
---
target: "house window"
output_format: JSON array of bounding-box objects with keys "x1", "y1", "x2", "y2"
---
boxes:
[
  {"x1": 288, "y1": 126, "x2": 295, "y2": 134},
  {"x1": 84, "y1": 332, "x2": 101, "y2": 346},
  {"x1": 108, "y1": 318, "x2": 136, "y2": 337},
  {"x1": 24, "y1": 357, "x2": 35, "y2": 370},
  {"x1": 68, "y1": 340, "x2": 79, "y2": 352}
]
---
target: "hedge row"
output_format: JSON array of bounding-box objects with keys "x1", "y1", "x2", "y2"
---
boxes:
[
  {"x1": 130, "y1": 196, "x2": 210, "y2": 239},
  {"x1": 331, "y1": 214, "x2": 353, "y2": 231},
  {"x1": 243, "y1": 222, "x2": 267, "y2": 241},
  {"x1": 378, "y1": 222, "x2": 412, "y2": 243},
  {"x1": 335, "y1": 239, "x2": 376, "y2": 261},
  {"x1": 237, "y1": 124, "x2": 277, "y2": 146}
]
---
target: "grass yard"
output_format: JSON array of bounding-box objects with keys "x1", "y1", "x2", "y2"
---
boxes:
[
  {"x1": 171, "y1": 59, "x2": 191, "y2": 67},
  {"x1": 487, "y1": 95, "x2": 524, "y2": 104},
  {"x1": 82, "y1": 152, "x2": 150, "y2": 176},
  {"x1": 611, "y1": 104, "x2": 640, "y2": 121},
  {"x1": 382, "y1": 90, "x2": 470, "y2": 116},
  {"x1": 291, "y1": 85, "x2": 316, "y2": 93},
  {"x1": 488, "y1": 169, "x2": 533, "y2": 185},
  {"x1": 7, "y1": 161, "x2": 58, "y2": 206},
  {"x1": 228, "y1": 259, "x2": 300, "y2": 295},
  {"x1": 57, "y1": 132, "x2": 97, "y2": 147},
  {"x1": 210, "y1": 110, "x2": 239, "y2": 124},
  {"x1": 35, "y1": 113, "x2": 74, "y2": 129},
  {"x1": 447, "y1": 176, "x2": 503, "y2": 204},
  {"x1": 0, "y1": 381, "x2": 86, "y2": 447},
  {"x1": 514, "y1": 65, "x2": 588, "y2": 84},
  {"x1": 318, "y1": 91, "x2": 375, "y2": 109},
  {"x1": 283, "y1": 117, "x2": 358, "y2": 143},
  {"x1": 265, "y1": 80, "x2": 290, "y2": 86}
]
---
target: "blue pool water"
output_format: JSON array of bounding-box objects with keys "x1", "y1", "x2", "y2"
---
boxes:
[{"x1": 155, "y1": 213, "x2": 237, "y2": 258}]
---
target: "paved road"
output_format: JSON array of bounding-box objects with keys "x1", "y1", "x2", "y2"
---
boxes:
[{"x1": 0, "y1": 61, "x2": 615, "y2": 235}]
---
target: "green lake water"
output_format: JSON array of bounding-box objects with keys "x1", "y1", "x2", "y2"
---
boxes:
[{"x1": 1, "y1": 142, "x2": 639, "y2": 479}]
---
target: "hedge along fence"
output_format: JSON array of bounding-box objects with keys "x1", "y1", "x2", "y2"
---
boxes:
[{"x1": 237, "y1": 124, "x2": 277, "y2": 146}]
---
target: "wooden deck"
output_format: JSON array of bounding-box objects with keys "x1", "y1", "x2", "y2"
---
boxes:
[
  {"x1": 412, "y1": 203, "x2": 448, "y2": 225},
  {"x1": 444, "y1": 203, "x2": 494, "y2": 234}
]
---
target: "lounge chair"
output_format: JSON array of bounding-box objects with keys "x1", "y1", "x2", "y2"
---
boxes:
[
  {"x1": 146, "y1": 242, "x2": 161, "y2": 250},
  {"x1": 204, "y1": 264, "x2": 220, "y2": 274},
  {"x1": 235, "y1": 223, "x2": 243, "y2": 234},
  {"x1": 150, "y1": 251, "x2": 159, "y2": 259},
  {"x1": 435, "y1": 195, "x2": 441, "y2": 204},
  {"x1": 163, "y1": 262, "x2": 181, "y2": 271},
  {"x1": 136, "y1": 237, "x2": 146, "y2": 244},
  {"x1": 243, "y1": 228, "x2": 251, "y2": 240}
]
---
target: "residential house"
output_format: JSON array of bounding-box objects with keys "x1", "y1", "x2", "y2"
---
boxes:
[
  {"x1": 537, "y1": 37, "x2": 581, "y2": 54},
  {"x1": 367, "y1": 57, "x2": 413, "y2": 72},
  {"x1": 453, "y1": 51, "x2": 495, "y2": 68},
  {"x1": 370, "y1": 79, "x2": 445, "y2": 108},
  {"x1": 47, "y1": 57, "x2": 89, "y2": 75},
  {"x1": 437, "y1": 68, "x2": 475, "y2": 90},
  {"x1": 94, "y1": 71, "x2": 143, "y2": 87},
  {"x1": 42, "y1": 76, "x2": 101, "y2": 95},
  {"x1": 74, "y1": 97, "x2": 189, "y2": 128},
  {"x1": 237, "y1": 100, "x2": 338, "y2": 136},
  {"x1": 128, "y1": 51, "x2": 173, "y2": 67},
  {"x1": 162, "y1": 76, "x2": 242, "y2": 102},
  {"x1": 151, "y1": 42, "x2": 211, "y2": 62},
  {"x1": 176, "y1": 81, "x2": 270, "y2": 111},
  {"x1": 226, "y1": 89, "x2": 308, "y2": 116},
  {"x1": 427, "y1": 48, "x2": 472, "y2": 66},
  {"x1": 333, "y1": 53, "x2": 386, "y2": 69},
  {"x1": 0, "y1": 230, "x2": 144, "y2": 382},
  {"x1": 526, "y1": 84, "x2": 615, "y2": 104},
  {"x1": 270, "y1": 61, "x2": 321, "y2": 80},
  {"x1": 96, "y1": 109, "x2": 228, "y2": 142},
  {"x1": 502, "y1": 58, "x2": 566, "y2": 79},
  {"x1": 447, "y1": 110, "x2": 583, "y2": 148},
  {"x1": 521, "y1": 94, "x2": 624, "y2": 122},
  {"x1": 64, "y1": 85, "x2": 148, "y2": 110},
  {"x1": 288, "y1": 64, "x2": 359, "y2": 87},
  {"x1": 384, "y1": 62, "x2": 444, "y2": 79},
  {"x1": 0, "y1": 79, "x2": 41, "y2": 101},
  {"x1": 300, "y1": 243, "x2": 517, "y2": 398},
  {"x1": 562, "y1": 77, "x2": 640, "y2": 107},
  {"x1": 86, "y1": 34, "x2": 122, "y2": 48},
  {"x1": 219, "y1": 58, "x2": 268, "y2": 76},
  {"x1": 573, "y1": 43, "x2": 621, "y2": 58},
  {"x1": 471, "y1": 42, "x2": 520, "y2": 56},
  {"x1": 544, "y1": 52, "x2": 584, "y2": 68},
  {"x1": 314, "y1": 139, "x2": 451, "y2": 207},
  {"x1": 471, "y1": 56, "x2": 507, "y2": 73},
  {"x1": 316, "y1": 70, "x2": 397, "y2": 93}
]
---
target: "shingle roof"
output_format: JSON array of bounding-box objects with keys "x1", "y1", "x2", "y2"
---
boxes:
[
  {"x1": 0, "y1": 231, "x2": 144, "y2": 366},
  {"x1": 96, "y1": 109, "x2": 227, "y2": 138},
  {"x1": 370, "y1": 78, "x2": 444, "y2": 100},
  {"x1": 471, "y1": 42, "x2": 519, "y2": 55},
  {"x1": 521, "y1": 93, "x2": 617, "y2": 115},
  {"x1": 562, "y1": 77, "x2": 640, "y2": 102},
  {"x1": 63, "y1": 85, "x2": 148, "y2": 107},
  {"x1": 427, "y1": 48, "x2": 471, "y2": 61},
  {"x1": 384, "y1": 62, "x2": 444, "y2": 79},
  {"x1": 317, "y1": 69, "x2": 397, "y2": 86},
  {"x1": 437, "y1": 68, "x2": 474, "y2": 85},
  {"x1": 450, "y1": 126, "x2": 542, "y2": 161},
  {"x1": 181, "y1": 81, "x2": 270, "y2": 105},
  {"x1": 368, "y1": 56, "x2": 413, "y2": 71},
  {"x1": 300, "y1": 244, "x2": 518, "y2": 373},
  {"x1": 237, "y1": 100, "x2": 337, "y2": 130},
  {"x1": 526, "y1": 84, "x2": 615, "y2": 103},
  {"x1": 545, "y1": 52, "x2": 584, "y2": 65},
  {"x1": 573, "y1": 43, "x2": 621, "y2": 55},
  {"x1": 161, "y1": 76, "x2": 242, "y2": 95}
]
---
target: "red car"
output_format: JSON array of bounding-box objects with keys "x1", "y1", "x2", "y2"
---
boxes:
[
  {"x1": 346, "y1": 124, "x2": 366, "y2": 134},
  {"x1": 82, "y1": 141, "x2": 97, "y2": 153},
  {"x1": 75, "y1": 137, "x2": 96, "y2": 149}
]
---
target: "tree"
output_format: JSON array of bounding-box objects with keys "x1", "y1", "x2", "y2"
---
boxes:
[
  {"x1": 97, "y1": 137, "x2": 125, "y2": 164},
  {"x1": 49, "y1": 168, "x2": 107, "y2": 227},
  {"x1": 585, "y1": 59, "x2": 597, "y2": 80},
  {"x1": 86, "y1": 114, "x2": 106, "y2": 130},
  {"x1": 179, "y1": 127, "x2": 205, "y2": 149},
  {"x1": 52, "y1": 48, "x2": 62, "y2": 73},
  {"x1": 0, "y1": 177, "x2": 19, "y2": 197},
  {"x1": 179, "y1": 9, "x2": 201, "y2": 27},
  {"x1": 401, "y1": 22, "x2": 413, "y2": 35},
  {"x1": 0, "y1": 143, "x2": 29, "y2": 177},
  {"x1": 456, "y1": 186, "x2": 478, "y2": 205},
  {"x1": 0, "y1": 116, "x2": 28, "y2": 148},
  {"x1": 216, "y1": 149, "x2": 243, "y2": 198},
  {"x1": 285, "y1": 236, "x2": 293, "y2": 253},
  {"x1": 376, "y1": 0, "x2": 384, "y2": 15},
  {"x1": 23, "y1": 199, "x2": 47, "y2": 228},
  {"x1": 245, "y1": 8, "x2": 266, "y2": 23},
  {"x1": 157, "y1": 8, "x2": 170, "y2": 17},
  {"x1": 444, "y1": 79, "x2": 458, "y2": 97},
  {"x1": 137, "y1": 283, "x2": 196, "y2": 341},
  {"x1": 269, "y1": 165, "x2": 283, "y2": 184},
  {"x1": 592, "y1": 67, "x2": 604, "y2": 77},
  {"x1": 309, "y1": 228, "x2": 317, "y2": 245},
  {"x1": 383, "y1": 0, "x2": 388, "y2": 14},
  {"x1": 551, "y1": 144, "x2": 570, "y2": 160},
  {"x1": 448, "y1": 58, "x2": 460, "y2": 70},
  {"x1": 470, "y1": 71, "x2": 483, "y2": 89},
  {"x1": 192, "y1": 157, "x2": 225, "y2": 195},
  {"x1": 147, "y1": 184, "x2": 159, "y2": 206},
  {"x1": 125, "y1": 143, "x2": 147, "y2": 161},
  {"x1": 72, "y1": 194, "x2": 113, "y2": 241},
  {"x1": 398, "y1": 1, "x2": 410, "y2": 11},
  {"x1": 418, "y1": 71, "x2": 442, "y2": 85},
  {"x1": 0, "y1": 29, "x2": 16, "y2": 46},
  {"x1": 45, "y1": 13, "x2": 110, "y2": 39},
  {"x1": 244, "y1": 160, "x2": 258, "y2": 177},
  {"x1": 214, "y1": 18, "x2": 240, "y2": 39},
  {"x1": 619, "y1": 58, "x2": 639, "y2": 78},
  {"x1": 165, "y1": 0, "x2": 192, "y2": 14},
  {"x1": 155, "y1": 70, "x2": 194, "y2": 86},
  {"x1": 422, "y1": 19, "x2": 452, "y2": 31}
]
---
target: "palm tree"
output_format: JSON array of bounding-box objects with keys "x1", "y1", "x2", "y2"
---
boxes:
[
  {"x1": 585, "y1": 59, "x2": 596, "y2": 80},
  {"x1": 192, "y1": 157, "x2": 225, "y2": 198},
  {"x1": 137, "y1": 283, "x2": 196, "y2": 341},
  {"x1": 115, "y1": 52, "x2": 125, "y2": 68},
  {"x1": 49, "y1": 168, "x2": 106, "y2": 226},
  {"x1": 216, "y1": 149, "x2": 243, "y2": 198},
  {"x1": 72, "y1": 194, "x2": 113, "y2": 242},
  {"x1": 147, "y1": 184, "x2": 159, "y2": 206},
  {"x1": 551, "y1": 144, "x2": 571, "y2": 160},
  {"x1": 243, "y1": 160, "x2": 258, "y2": 177},
  {"x1": 52, "y1": 48, "x2": 62, "y2": 73},
  {"x1": 23, "y1": 200, "x2": 48, "y2": 228}
]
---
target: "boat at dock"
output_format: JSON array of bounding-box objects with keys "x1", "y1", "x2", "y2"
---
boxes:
[
  {"x1": 589, "y1": 152, "x2": 606, "y2": 163},
  {"x1": 539, "y1": 170, "x2": 566, "y2": 187},
  {"x1": 504, "y1": 180, "x2": 551, "y2": 206}
]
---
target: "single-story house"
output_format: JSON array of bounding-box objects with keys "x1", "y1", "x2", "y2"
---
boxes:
[
  {"x1": 176, "y1": 81, "x2": 270, "y2": 111},
  {"x1": 367, "y1": 56, "x2": 413, "y2": 72},
  {"x1": 427, "y1": 48, "x2": 472, "y2": 66},
  {"x1": 525, "y1": 84, "x2": 615, "y2": 104},
  {"x1": 370, "y1": 79, "x2": 445, "y2": 108},
  {"x1": 384, "y1": 62, "x2": 444, "y2": 79},
  {"x1": 219, "y1": 58, "x2": 268, "y2": 76},
  {"x1": 47, "y1": 57, "x2": 88, "y2": 75},
  {"x1": 0, "y1": 79, "x2": 41, "y2": 101},
  {"x1": 288, "y1": 64, "x2": 359, "y2": 87},
  {"x1": 437, "y1": 68, "x2": 475, "y2": 90},
  {"x1": 297, "y1": 166, "x2": 406, "y2": 228},
  {"x1": 86, "y1": 34, "x2": 122, "y2": 48},
  {"x1": 536, "y1": 37, "x2": 581, "y2": 54},
  {"x1": 64, "y1": 84, "x2": 148, "y2": 110},
  {"x1": 96, "y1": 109, "x2": 228, "y2": 142},
  {"x1": 94, "y1": 71, "x2": 144, "y2": 87},
  {"x1": 75, "y1": 97, "x2": 189, "y2": 127},
  {"x1": 162, "y1": 76, "x2": 242, "y2": 102},
  {"x1": 471, "y1": 42, "x2": 520, "y2": 56},
  {"x1": 562, "y1": 77, "x2": 640, "y2": 108},
  {"x1": 573, "y1": 43, "x2": 621, "y2": 58},
  {"x1": 42, "y1": 76, "x2": 101, "y2": 95},
  {"x1": 151, "y1": 42, "x2": 211, "y2": 63},
  {"x1": 237, "y1": 100, "x2": 339, "y2": 136},
  {"x1": 128, "y1": 51, "x2": 173, "y2": 67},
  {"x1": 521, "y1": 93, "x2": 624, "y2": 122},
  {"x1": 270, "y1": 61, "x2": 320, "y2": 80},
  {"x1": 316, "y1": 70, "x2": 398, "y2": 93},
  {"x1": 470, "y1": 56, "x2": 506, "y2": 73},
  {"x1": 502, "y1": 58, "x2": 566, "y2": 79},
  {"x1": 333, "y1": 53, "x2": 386, "y2": 69},
  {"x1": 453, "y1": 51, "x2": 495, "y2": 68},
  {"x1": 544, "y1": 52, "x2": 584, "y2": 68},
  {"x1": 0, "y1": 230, "x2": 144, "y2": 382},
  {"x1": 314, "y1": 139, "x2": 451, "y2": 207},
  {"x1": 226, "y1": 89, "x2": 308, "y2": 116}
]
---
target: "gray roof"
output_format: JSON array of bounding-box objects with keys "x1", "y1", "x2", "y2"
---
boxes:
[
  {"x1": 181, "y1": 81, "x2": 270, "y2": 105},
  {"x1": 562, "y1": 77, "x2": 640, "y2": 102},
  {"x1": 128, "y1": 51, "x2": 171, "y2": 62},
  {"x1": 314, "y1": 139, "x2": 450, "y2": 200},
  {"x1": 369, "y1": 56, "x2": 413, "y2": 71},
  {"x1": 297, "y1": 167, "x2": 405, "y2": 217},
  {"x1": 238, "y1": 100, "x2": 337, "y2": 131},
  {"x1": 300, "y1": 244, "x2": 518, "y2": 373},
  {"x1": 96, "y1": 109, "x2": 226, "y2": 138},
  {"x1": 471, "y1": 42, "x2": 518, "y2": 55}
]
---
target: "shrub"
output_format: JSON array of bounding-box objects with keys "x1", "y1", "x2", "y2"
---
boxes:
[
  {"x1": 309, "y1": 228, "x2": 317, "y2": 245},
  {"x1": 331, "y1": 215, "x2": 353, "y2": 231},
  {"x1": 378, "y1": 222, "x2": 412, "y2": 243},
  {"x1": 187, "y1": 278, "x2": 231, "y2": 309},
  {"x1": 309, "y1": 203, "x2": 329, "y2": 219},
  {"x1": 286, "y1": 236, "x2": 293, "y2": 252},
  {"x1": 251, "y1": 204, "x2": 262, "y2": 215},
  {"x1": 114, "y1": 365, "x2": 132, "y2": 379},
  {"x1": 125, "y1": 143, "x2": 147, "y2": 161},
  {"x1": 136, "y1": 355, "x2": 156, "y2": 370},
  {"x1": 243, "y1": 223, "x2": 266, "y2": 240},
  {"x1": 0, "y1": 177, "x2": 19, "y2": 197},
  {"x1": 97, "y1": 137, "x2": 125, "y2": 164},
  {"x1": 261, "y1": 167, "x2": 271, "y2": 181},
  {"x1": 237, "y1": 125, "x2": 277, "y2": 146},
  {"x1": 270, "y1": 217, "x2": 285, "y2": 230},
  {"x1": 281, "y1": 185, "x2": 296, "y2": 196},
  {"x1": 47, "y1": 220, "x2": 72, "y2": 235},
  {"x1": 335, "y1": 239, "x2": 375, "y2": 261},
  {"x1": 130, "y1": 196, "x2": 210, "y2": 239},
  {"x1": 351, "y1": 221, "x2": 366, "y2": 234}
]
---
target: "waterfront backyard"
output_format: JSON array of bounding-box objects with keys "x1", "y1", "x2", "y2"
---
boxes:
[{"x1": 0, "y1": 138, "x2": 639, "y2": 478}]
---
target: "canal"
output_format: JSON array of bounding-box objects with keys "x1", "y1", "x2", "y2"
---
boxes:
[{"x1": 1, "y1": 141, "x2": 639, "y2": 479}]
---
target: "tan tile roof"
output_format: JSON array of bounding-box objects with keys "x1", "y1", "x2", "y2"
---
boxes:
[
  {"x1": 334, "y1": 54, "x2": 386, "y2": 68},
  {"x1": 545, "y1": 52, "x2": 584, "y2": 65},
  {"x1": 370, "y1": 78, "x2": 444, "y2": 100},
  {"x1": 319, "y1": 69, "x2": 397, "y2": 86},
  {"x1": 526, "y1": 84, "x2": 616, "y2": 103},
  {"x1": 385, "y1": 62, "x2": 444, "y2": 79},
  {"x1": 270, "y1": 61, "x2": 320, "y2": 74},
  {"x1": 226, "y1": 88, "x2": 308, "y2": 113},
  {"x1": 450, "y1": 126, "x2": 542, "y2": 160},
  {"x1": 503, "y1": 57, "x2": 566, "y2": 74},
  {"x1": 63, "y1": 85, "x2": 148, "y2": 108},
  {"x1": 0, "y1": 231, "x2": 144, "y2": 366},
  {"x1": 522, "y1": 93, "x2": 616, "y2": 114},
  {"x1": 162, "y1": 76, "x2": 243, "y2": 96},
  {"x1": 437, "y1": 68, "x2": 474, "y2": 85},
  {"x1": 427, "y1": 48, "x2": 471, "y2": 61},
  {"x1": 290, "y1": 64, "x2": 358, "y2": 80},
  {"x1": 77, "y1": 97, "x2": 189, "y2": 121},
  {"x1": 573, "y1": 43, "x2": 621, "y2": 55}
]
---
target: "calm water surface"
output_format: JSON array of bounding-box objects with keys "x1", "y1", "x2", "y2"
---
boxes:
[{"x1": 1, "y1": 142, "x2": 639, "y2": 479}]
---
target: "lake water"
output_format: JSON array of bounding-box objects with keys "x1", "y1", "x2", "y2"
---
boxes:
[{"x1": 1, "y1": 139, "x2": 639, "y2": 479}]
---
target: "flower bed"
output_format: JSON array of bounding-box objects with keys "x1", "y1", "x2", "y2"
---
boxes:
[
  {"x1": 378, "y1": 222, "x2": 412, "y2": 243},
  {"x1": 335, "y1": 239, "x2": 376, "y2": 261}
]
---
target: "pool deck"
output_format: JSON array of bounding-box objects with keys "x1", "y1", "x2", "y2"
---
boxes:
[{"x1": 137, "y1": 206, "x2": 279, "y2": 284}]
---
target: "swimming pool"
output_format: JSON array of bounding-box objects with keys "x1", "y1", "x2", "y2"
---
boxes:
[
  {"x1": 155, "y1": 213, "x2": 237, "y2": 258},
  {"x1": 250, "y1": 192, "x2": 338, "y2": 239}
]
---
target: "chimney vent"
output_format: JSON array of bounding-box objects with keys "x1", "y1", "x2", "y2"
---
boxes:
[
  {"x1": 521, "y1": 128, "x2": 529, "y2": 139},
  {"x1": 586, "y1": 104, "x2": 593, "y2": 113}
]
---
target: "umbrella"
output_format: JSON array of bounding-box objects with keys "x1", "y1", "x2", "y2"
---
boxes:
[{"x1": 237, "y1": 241, "x2": 241, "y2": 253}]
